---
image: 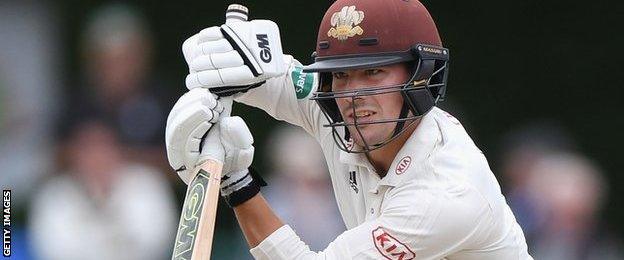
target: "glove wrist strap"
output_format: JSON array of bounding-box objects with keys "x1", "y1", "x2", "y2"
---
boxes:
[{"x1": 223, "y1": 167, "x2": 267, "y2": 207}]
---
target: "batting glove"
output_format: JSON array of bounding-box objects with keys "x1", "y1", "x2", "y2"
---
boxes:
[
  {"x1": 165, "y1": 88, "x2": 224, "y2": 184},
  {"x1": 181, "y1": 19, "x2": 286, "y2": 96},
  {"x1": 218, "y1": 116, "x2": 266, "y2": 207}
]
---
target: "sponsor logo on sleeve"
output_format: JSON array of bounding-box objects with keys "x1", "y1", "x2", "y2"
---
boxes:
[
  {"x1": 395, "y1": 156, "x2": 412, "y2": 175},
  {"x1": 372, "y1": 227, "x2": 415, "y2": 260},
  {"x1": 291, "y1": 66, "x2": 314, "y2": 99}
]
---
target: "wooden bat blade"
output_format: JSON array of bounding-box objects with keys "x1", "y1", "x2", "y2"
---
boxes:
[{"x1": 172, "y1": 159, "x2": 223, "y2": 260}]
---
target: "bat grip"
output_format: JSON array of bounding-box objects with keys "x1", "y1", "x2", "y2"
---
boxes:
[
  {"x1": 220, "y1": 96, "x2": 234, "y2": 117},
  {"x1": 225, "y1": 4, "x2": 249, "y2": 25}
]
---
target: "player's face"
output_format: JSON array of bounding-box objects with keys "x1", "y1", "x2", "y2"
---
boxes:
[{"x1": 331, "y1": 64, "x2": 410, "y2": 147}]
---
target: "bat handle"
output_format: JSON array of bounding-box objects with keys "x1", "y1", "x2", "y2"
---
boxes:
[
  {"x1": 219, "y1": 4, "x2": 247, "y2": 117},
  {"x1": 220, "y1": 97, "x2": 233, "y2": 118},
  {"x1": 225, "y1": 4, "x2": 249, "y2": 25},
  {"x1": 197, "y1": 4, "x2": 245, "y2": 164}
]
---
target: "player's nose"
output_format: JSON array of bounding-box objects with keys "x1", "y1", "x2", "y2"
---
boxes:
[{"x1": 342, "y1": 97, "x2": 366, "y2": 110}]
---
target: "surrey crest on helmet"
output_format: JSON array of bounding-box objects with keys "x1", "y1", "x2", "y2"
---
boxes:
[{"x1": 327, "y1": 6, "x2": 365, "y2": 41}]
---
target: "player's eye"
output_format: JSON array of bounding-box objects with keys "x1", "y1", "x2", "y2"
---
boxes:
[
  {"x1": 332, "y1": 72, "x2": 348, "y2": 79},
  {"x1": 365, "y1": 69, "x2": 382, "y2": 76}
]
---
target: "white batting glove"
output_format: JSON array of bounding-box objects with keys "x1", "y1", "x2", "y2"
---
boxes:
[
  {"x1": 218, "y1": 116, "x2": 266, "y2": 207},
  {"x1": 219, "y1": 116, "x2": 254, "y2": 178},
  {"x1": 165, "y1": 88, "x2": 224, "y2": 184},
  {"x1": 182, "y1": 19, "x2": 286, "y2": 96}
]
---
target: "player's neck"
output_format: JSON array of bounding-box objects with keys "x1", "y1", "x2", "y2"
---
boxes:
[{"x1": 366, "y1": 120, "x2": 420, "y2": 177}]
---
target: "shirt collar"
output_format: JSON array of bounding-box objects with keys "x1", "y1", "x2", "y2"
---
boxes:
[
  {"x1": 339, "y1": 145, "x2": 373, "y2": 169},
  {"x1": 379, "y1": 108, "x2": 440, "y2": 187}
]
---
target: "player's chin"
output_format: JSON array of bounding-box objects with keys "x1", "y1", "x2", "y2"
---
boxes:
[{"x1": 349, "y1": 126, "x2": 385, "y2": 147}]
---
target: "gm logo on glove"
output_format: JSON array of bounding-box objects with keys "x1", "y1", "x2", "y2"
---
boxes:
[{"x1": 256, "y1": 34, "x2": 272, "y2": 63}]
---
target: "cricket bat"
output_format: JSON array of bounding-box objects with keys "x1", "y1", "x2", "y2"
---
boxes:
[
  {"x1": 171, "y1": 4, "x2": 248, "y2": 260},
  {"x1": 171, "y1": 159, "x2": 224, "y2": 260}
]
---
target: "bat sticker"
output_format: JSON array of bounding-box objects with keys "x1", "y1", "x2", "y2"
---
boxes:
[{"x1": 172, "y1": 170, "x2": 210, "y2": 260}]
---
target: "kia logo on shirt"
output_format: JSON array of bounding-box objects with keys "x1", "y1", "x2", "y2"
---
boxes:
[
  {"x1": 372, "y1": 227, "x2": 415, "y2": 260},
  {"x1": 395, "y1": 156, "x2": 412, "y2": 175}
]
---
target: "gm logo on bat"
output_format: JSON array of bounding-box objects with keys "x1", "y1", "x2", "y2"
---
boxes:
[
  {"x1": 256, "y1": 34, "x2": 272, "y2": 63},
  {"x1": 172, "y1": 172, "x2": 209, "y2": 259}
]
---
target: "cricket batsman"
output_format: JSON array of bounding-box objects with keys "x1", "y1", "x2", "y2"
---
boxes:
[{"x1": 165, "y1": 0, "x2": 533, "y2": 259}]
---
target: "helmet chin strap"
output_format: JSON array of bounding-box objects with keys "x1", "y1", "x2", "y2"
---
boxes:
[{"x1": 391, "y1": 102, "x2": 410, "y2": 138}]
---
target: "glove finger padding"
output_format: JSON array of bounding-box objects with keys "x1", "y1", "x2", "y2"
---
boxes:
[
  {"x1": 165, "y1": 88, "x2": 222, "y2": 184},
  {"x1": 189, "y1": 50, "x2": 244, "y2": 71},
  {"x1": 185, "y1": 66, "x2": 255, "y2": 89},
  {"x1": 220, "y1": 116, "x2": 253, "y2": 147},
  {"x1": 182, "y1": 19, "x2": 286, "y2": 93},
  {"x1": 166, "y1": 88, "x2": 220, "y2": 126},
  {"x1": 198, "y1": 26, "x2": 224, "y2": 42},
  {"x1": 182, "y1": 33, "x2": 201, "y2": 68},
  {"x1": 219, "y1": 116, "x2": 254, "y2": 175},
  {"x1": 198, "y1": 40, "x2": 234, "y2": 56}
]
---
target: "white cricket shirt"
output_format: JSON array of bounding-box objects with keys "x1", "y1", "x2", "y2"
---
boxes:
[{"x1": 235, "y1": 56, "x2": 532, "y2": 259}]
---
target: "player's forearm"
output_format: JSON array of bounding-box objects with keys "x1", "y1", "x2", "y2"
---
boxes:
[
  {"x1": 233, "y1": 192, "x2": 284, "y2": 248},
  {"x1": 234, "y1": 56, "x2": 321, "y2": 133}
]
